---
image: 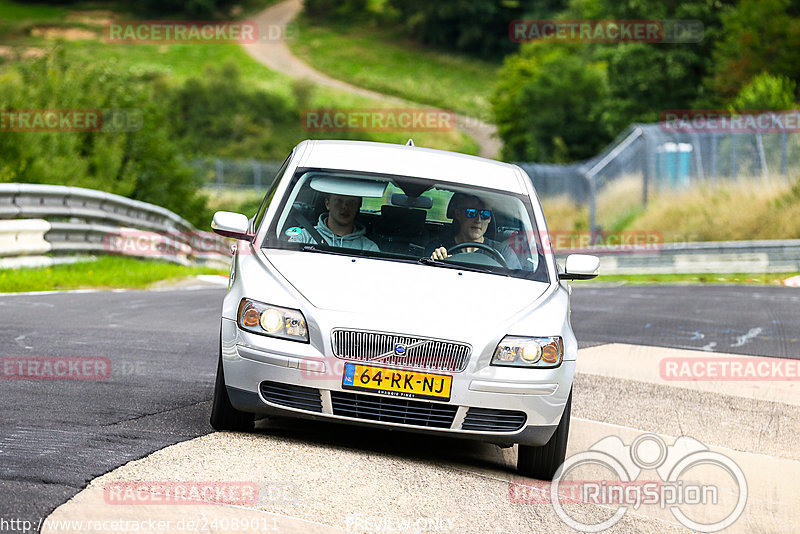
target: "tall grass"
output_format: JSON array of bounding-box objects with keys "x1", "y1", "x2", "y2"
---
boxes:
[
  {"x1": 628, "y1": 177, "x2": 800, "y2": 241},
  {"x1": 540, "y1": 176, "x2": 800, "y2": 241}
]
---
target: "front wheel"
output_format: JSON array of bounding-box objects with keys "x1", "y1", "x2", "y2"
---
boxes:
[
  {"x1": 517, "y1": 389, "x2": 572, "y2": 480},
  {"x1": 210, "y1": 349, "x2": 254, "y2": 432}
]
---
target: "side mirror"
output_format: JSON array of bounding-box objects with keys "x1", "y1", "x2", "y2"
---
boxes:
[
  {"x1": 560, "y1": 254, "x2": 600, "y2": 280},
  {"x1": 211, "y1": 211, "x2": 254, "y2": 241}
]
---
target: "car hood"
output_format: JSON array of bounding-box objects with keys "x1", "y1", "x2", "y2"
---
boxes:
[{"x1": 265, "y1": 251, "x2": 549, "y2": 330}]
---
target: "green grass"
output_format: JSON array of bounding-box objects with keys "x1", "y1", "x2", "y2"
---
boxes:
[
  {"x1": 0, "y1": 256, "x2": 226, "y2": 292},
  {"x1": 0, "y1": 0, "x2": 66, "y2": 21},
  {"x1": 289, "y1": 15, "x2": 498, "y2": 120},
  {"x1": 0, "y1": 1, "x2": 478, "y2": 155},
  {"x1": 57, "y1": 41, "x2": 477, "y2": 153},
  {"x1": 592, "y1": 272, "x2": 800, "y2": 285}
]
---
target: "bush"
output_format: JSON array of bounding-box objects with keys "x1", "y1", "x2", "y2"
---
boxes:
[
  {"x1": 492, "y1": 44, "x2": 611, "y2": 162},
  {"x1": 731, "y1": 73, "x2": 797, "y2": 111},
  {"x1": 385, "y1": 0, "x2": 525, "y2": 59},
  {"x1": 304, "y1": 0, "x2": 368, "y2": 21},
  {"x1": 164, "y1": 62, "x2": 300, "y2": 160},
  {"x1": 0, "y1": 51, "x2": 209, "y2": 227}
]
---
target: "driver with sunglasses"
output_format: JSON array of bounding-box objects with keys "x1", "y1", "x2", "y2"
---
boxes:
[{"x1": 426, "y1": 193, "x2": 521, "y2": 269}]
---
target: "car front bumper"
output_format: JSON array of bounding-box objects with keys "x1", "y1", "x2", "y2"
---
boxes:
[{"x1": 221, "y1": 318, "x2": 573, "y2": 447}]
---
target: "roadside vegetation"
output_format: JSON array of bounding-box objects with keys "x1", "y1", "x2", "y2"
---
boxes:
[
  {"x1": 543, "y1": 177, "x2": 800, "y2": 242},
  {"x1": 0, "y1": 256, "x2": 226, "y2": 293},
  {"x1": 289, "y1": 16, "x2": 498, "y2": 119},
  {"x1": 0, "y1": 0, "x2": 476, "y2": 231}
]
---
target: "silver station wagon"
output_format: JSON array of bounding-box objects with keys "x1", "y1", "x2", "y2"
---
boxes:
[{"x1": 210, "y1": 140, "x2": 599, "y2": 479}]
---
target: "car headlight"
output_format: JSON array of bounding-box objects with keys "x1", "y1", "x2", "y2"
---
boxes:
[
  {"x1": 491, "y1": 336, "x2": 563, "y2": 368},
  {"x1": 237, "y1": 298, "x2": 308, "y2": 343}
]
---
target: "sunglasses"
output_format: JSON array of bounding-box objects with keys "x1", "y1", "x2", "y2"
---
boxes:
[{"x1": 463, "y1": 208, "x2": 492, "y2": 220}]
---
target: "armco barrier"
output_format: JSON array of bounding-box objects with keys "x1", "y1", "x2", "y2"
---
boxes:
[
  {"x1": 1, "y1": 183, "x2": 797, "y2": 275},
  {"x1": 555, "y1": 239, "x2": 800, "y2": 274},
  {"x1": 0, "y1": 183, "x2": 230, "y2": 268}
]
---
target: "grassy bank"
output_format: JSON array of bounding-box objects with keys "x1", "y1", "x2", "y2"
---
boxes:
[
  {"x1": 289, "y1": 15, "x2": 497, "y2": 120},
  {"x1": 0, "y1": 257, "x2": 227, "y2": 292},
  {"x1": 542, "y1": 177, "x2": 800, "y2": 242},
  {"x1": 0, "y1": 1, "x2": 478, "y2": 157}
]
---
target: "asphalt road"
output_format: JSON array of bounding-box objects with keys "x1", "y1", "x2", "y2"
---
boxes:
[{"x1": 0, "y1": 284, "x2": 796, "y2": 530}]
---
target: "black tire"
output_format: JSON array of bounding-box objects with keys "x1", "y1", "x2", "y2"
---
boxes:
[
  {"x1": 210, "y1": 348, "x2": 254, "y2": 432},
  {"x1": 517, "y1": 389, "x2": 572, "y2": 480}
]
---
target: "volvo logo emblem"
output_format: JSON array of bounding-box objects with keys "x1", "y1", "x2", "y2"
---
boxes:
[{"x1": 369, "y1": 339, "x2": 428, "y2": 362}]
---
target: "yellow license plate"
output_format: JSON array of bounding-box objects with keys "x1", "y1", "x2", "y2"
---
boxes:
[{"x1": 342, "y1": 363, "x2": 452, "y2": 401}]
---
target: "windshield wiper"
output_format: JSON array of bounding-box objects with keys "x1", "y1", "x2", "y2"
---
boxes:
[
  {"x1": 417, "y1": 257, "x2": 495, "y2": 274},
  {"x1": 301, "y1": 245, "x2": 361, "y2": 257}
]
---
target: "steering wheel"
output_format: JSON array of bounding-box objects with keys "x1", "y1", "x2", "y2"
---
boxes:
[{"x1": 448, "y1": 242, "x2": 508, "y2": 268}]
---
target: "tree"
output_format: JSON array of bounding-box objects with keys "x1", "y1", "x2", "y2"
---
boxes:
[
  {"x1": 710, "y1": 0, "x2": 800, "y2": 100},
  {"x1": 0, "y1": 51, "x2": 208, "y2": 227},
  {"x1": 492, "y1": 44, "x2": 611, "y2": 162},
  {"x1": 731, "y1": 72, "x2": 797, "y2": 110},
  {"x1": 385, "y1": 0, "x2": 527, "y2": 59}
]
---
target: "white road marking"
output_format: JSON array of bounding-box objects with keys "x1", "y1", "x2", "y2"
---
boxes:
[
  {"x1": 14, "y1": 334, "x2": 32, "y2": 350},
  {"x1": 731, "y1": 327, "x2": 763, "y2": 347}
]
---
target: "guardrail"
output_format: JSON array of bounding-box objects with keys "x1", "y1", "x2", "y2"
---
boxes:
[
  {"x1": 1, "y1": 183, "x2": 797, "y2": 275},
  {"x1": 554, "y1": 239, "x2": 800, "y2": 274},
  {"x1": 0, "y1": 183, "x2": 231, "y2": 269}
]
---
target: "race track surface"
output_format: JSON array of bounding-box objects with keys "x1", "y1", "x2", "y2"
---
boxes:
[{"x1": 1, "y1": 285, "x2": 797, "y2": 532}]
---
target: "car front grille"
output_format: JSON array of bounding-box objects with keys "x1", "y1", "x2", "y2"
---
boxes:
[
  {"x1": 260, "y1": 381, "x2": 323, "y2": 413},
  {"x1": 461, "y1": 408, "x2": 527, "y2": 432},
  {"x1": 330, "y1": 391, "x2": 457, "y2": 428},
  {"x1": 331, "y1": 329, "x2": 470, "y2": 372}
]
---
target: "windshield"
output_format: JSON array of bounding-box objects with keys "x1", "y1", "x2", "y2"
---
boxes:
[{"x1": 262, "y1": 168, "x2": 549, "y2": 282}]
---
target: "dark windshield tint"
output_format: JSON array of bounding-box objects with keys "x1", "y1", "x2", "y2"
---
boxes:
[{"x1": 262, "y1": 168, "x2": 549, "y2": 282}]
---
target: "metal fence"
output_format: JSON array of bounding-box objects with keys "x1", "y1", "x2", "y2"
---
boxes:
[
  {"x1": 192, "y1": 158, "x2": 285, "y2": 190},
  {"x1": 518, "y1": 120, "x2": 800, "y2": 232},
  {"x1": 197, "y1": 118, "x2": 800, "y2": 233}
]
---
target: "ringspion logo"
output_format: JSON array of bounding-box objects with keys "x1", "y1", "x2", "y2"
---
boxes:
[{"x1": 514, "y1": 434, "x2": 747, "y2": 532}]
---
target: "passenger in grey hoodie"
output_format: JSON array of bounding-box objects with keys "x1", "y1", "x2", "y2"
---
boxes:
[{"x1": 289, "y1": 194, "x2": 379, "y2": 252}]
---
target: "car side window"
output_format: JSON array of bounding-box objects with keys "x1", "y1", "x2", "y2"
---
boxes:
[{"x1": 251, "y1": 154, "x2": 292, "y2": 233}]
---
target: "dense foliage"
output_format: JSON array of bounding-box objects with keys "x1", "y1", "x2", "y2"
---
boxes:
[
  {"x1": 0, "y1": 51, "x2": 209, "y2": 226},
  {"x1": 492, "y1": 0, "x2": 800, "y2": 162},
  {"x1": 0, "y1": 52, "x2": 307, "y2": 226},
  {"x1": 384, "y1": 0, "x2": 528, "y2": 59}
]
